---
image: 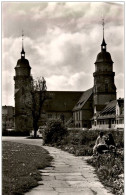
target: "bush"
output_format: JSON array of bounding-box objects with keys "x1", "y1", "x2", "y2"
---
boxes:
[
  {"x1": 50, "y1": 129, "x2": 123, "y2": 156},
  {"x1": 87, "y1": 152, "x2": 124, "y2": 195},
  {"x1": 43, "y1": 119, "x2": 67, "y2": 144}
]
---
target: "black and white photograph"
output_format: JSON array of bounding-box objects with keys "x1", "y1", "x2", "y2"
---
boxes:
[{"x1": 2, "y1": 2, "x2": 124, "y2": 195}]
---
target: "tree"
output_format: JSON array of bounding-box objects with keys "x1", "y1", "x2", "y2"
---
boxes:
[{"x1": 24, "y1": 77, "x2": 48, "y2": 138}]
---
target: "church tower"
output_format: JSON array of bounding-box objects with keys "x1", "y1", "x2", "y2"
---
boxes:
[
  {"x1": 93, "y1": 20, "x2": 116, "y2": 118},
  {"x1": 14, "y1": 33, "x2": 32, "y2": 131}
]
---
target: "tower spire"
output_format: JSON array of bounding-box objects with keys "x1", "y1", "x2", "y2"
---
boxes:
[
  {"x1": 21, "y1": 30, "x2": 25, "y2": 58},
  {"x1": 102, "y1": 18, "x2": 105, "y2": 39},
  {"x1": 101, "y1": 18, "x2": 107, "y2": 51}
]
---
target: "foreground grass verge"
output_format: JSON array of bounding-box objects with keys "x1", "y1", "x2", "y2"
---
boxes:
[{"x1": 2, "y1": 141, "x2": 53, "y2": 195}]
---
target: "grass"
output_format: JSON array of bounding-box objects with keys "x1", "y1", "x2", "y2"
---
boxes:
[{"x1": 2, "y1": 141, "x2": 53, "y2": 195}]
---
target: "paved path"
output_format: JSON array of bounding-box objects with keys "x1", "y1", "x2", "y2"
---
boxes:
[{"x1": 2, "y1": 137, "x2": 113, "y2": 195}]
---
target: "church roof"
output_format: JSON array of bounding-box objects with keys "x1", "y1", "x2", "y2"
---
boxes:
[
  {"x1": 101, "y1": 37, "x2": 107, "y2": 46},
  {"x1": 73, "y1": 88, "x2": 93, "y2": 111},
  {"x1": 16, "y1": 58, "x2": 31, "y2": 68},
  {"x1": 95, "y1": 20, "x2": 113, "y2": 64},
  {"x1": 95, "y1": 50, "x2": 113, "y2": 63},
  {"x1": 44, "y1": 91, "x2": 83, "y2": 112}
]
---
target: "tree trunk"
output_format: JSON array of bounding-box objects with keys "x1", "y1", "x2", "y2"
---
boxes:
[
  {"x1": 34, "y1": 129, "x2": 37, "y2": 138},
  {"x1": 33, "y1": 120, "x2": 38, "y2": 138}
]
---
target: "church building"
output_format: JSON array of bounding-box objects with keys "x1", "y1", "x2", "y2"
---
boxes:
[{"x1": 14, "y1": 21, "x2": 119, "y2": 132}]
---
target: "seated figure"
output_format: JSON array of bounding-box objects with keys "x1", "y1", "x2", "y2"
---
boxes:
[
  {"x1": 93, "y1": 131, "x2": 108, "y2": 155},
  {"x1": 105, "y1": 133, "x2": 116, "y2": 150}
]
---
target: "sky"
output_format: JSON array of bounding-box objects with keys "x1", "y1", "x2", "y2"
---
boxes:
[{"x1": 2, "y1": 2, "x2": 124, "y2": 106}]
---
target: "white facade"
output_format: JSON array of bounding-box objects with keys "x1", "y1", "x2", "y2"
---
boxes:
[{"x1": 91, "y1": 99, "x2": 124, "y2": 130}]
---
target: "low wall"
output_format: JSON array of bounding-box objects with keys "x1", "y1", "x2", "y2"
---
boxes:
[{"x1": 67, "y1": 127, "x2": 124, "y2": 131}]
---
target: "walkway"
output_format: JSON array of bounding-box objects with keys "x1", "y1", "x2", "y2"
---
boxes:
[{"x1": 2, "y1": 137, "x2": 113, "y2": 195}]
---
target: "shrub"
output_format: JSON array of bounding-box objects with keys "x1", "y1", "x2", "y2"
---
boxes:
[
  {"x1": 51, "y1": 129, "x2": 123, "y2": 156},
  {"x1": 43, "y1": 119, "x2": 67, "y2": 144},
  {"x1": 87, "y1": 152, "x2": 124, "y2": 195}
]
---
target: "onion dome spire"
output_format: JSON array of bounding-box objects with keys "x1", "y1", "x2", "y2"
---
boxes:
[
  {"x1": 101, "y1": 18, "x2": 107, "y2": 51},
  {"x1": 21, "y1": 30, "x2": 25, "y2": 58},
  {"x1": 95, "y1": 19, "x2": 113, "y2": 64}
]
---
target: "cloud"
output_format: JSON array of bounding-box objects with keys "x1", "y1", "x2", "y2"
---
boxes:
[
  {"x1": 2, "y1": 2, "x2": 124, "y2": 106},
  {"x1": 46, "y1": 72, "x2": 93, "y2": 91},
  {"x1": 115, "y1": 73, "x2": 124, "y2": 88},
  {"x1": 115, "y1": 73, "x2": 124, "y2": 99}
]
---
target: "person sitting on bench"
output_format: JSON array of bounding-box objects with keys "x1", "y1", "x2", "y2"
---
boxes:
[
  {"x1": 93, "y1": 131, "x2": 108, "y2": 155},
  {"x1": 105, "y1": 133, "x2": 116, "y2": 150}
]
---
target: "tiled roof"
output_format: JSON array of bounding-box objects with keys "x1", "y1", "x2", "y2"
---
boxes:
[
  {"x1": 73, "y1": 88, "x2": 93, "y2": 111},
  {"x1": 44, "y1": 91, "x2": 83, "y2": 112},
  {"x1": 99, "y1": 100, "x2": 117, "y2": 115}
]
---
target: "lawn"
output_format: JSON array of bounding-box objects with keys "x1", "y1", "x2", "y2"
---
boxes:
[{"x1": 2, "y1": 141, "x2": 53, "y2": 195}]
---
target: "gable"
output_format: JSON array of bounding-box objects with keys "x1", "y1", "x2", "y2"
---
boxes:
[{"x1": 73, "y1": 88, "x2": 93, "y2": 111}]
